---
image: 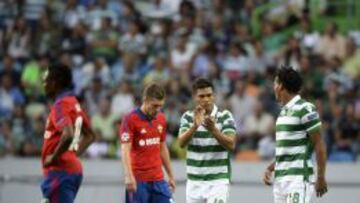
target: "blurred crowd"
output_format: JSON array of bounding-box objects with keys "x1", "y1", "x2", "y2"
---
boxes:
[{"x1": 0, "y1": 0, "x2": 359, "y2": 162}]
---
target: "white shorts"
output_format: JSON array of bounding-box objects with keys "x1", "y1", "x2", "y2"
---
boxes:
[
  {"x1": 186, "y1": 180, "x2": 230, "y2": 203},
  {"x1": 273, "y1": 181, "x2": 314, "y2": 203}
]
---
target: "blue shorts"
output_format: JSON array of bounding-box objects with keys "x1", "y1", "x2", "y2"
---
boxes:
[
  {"x1": 41, "y1": 171, "x2": 82, "y2": 203},
  {"x1": 126, "y1": 180, "x2": 173, "y2": 203}
]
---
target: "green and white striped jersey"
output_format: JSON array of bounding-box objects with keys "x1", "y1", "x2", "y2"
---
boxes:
[
  {"x1": 275, "y1": 95, "x2": 321, "y2": 183},
  {"x1": 179, "y1": 105, "x2": 236, "y2": 183}
]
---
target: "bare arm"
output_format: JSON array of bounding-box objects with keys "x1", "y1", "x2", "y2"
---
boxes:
[
  {"x1": 310, "y1": 130, "x2": 328, "y2": 197},
  {"x1": 178, "y1": 107, "x2": 205, "y2": 148},
  {"x1": 178, "y1": 126, "x2": 198, "y2": 148},
  {"x1": 76, "y1": 125, "x2": 96, "y2": 156},
  {"x1": 209, "y1": 127, "x2": 236, "y2": 151},
  {"x1": 160, "y1": 142, "x2": 176, "y2": 192},
  {"x1": 263, "y1": 160, "x2": 275, "y2": 186},
  {"x1": 267, "y1": 160, "x2": 275, "y2": 171},
  {"x1": 44, "y1": 125, "x2": 73, "y2": 166},
  {"x1": 204, "y1": 116, "x2": 236, "y2": 151},
  {"x1": 121, "y1": 143, "x2": 136, "y2": 192}
]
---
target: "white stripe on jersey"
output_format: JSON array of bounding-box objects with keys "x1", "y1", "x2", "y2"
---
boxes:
[
  {"x1": 276, "y1": 131, "x2": 307, "y2": 140},
  {"x1": 276, "y1": 116, "x2": 301, "y2": 125},
  {"x1": 276, "y1": 146, "x2": 306, "y2": 156},
  {"x1": 187, "y1": 165, "x2": 228, "y2": 175},
  {"x1": 191, "y1": 138, "x2": 219, "y2": 146},
  {"x1": 187, "y1": 151, "x2": 228, "y2": 161}
]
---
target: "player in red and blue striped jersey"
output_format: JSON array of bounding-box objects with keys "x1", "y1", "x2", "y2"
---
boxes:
[
  {"x1": 41, "y1": 64, "x2": 96, "y2": 203},
  {"x1": 120, "y1": 83, "x2": 176, "y2": 203}
]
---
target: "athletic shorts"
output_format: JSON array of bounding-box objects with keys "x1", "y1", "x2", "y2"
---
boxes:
[
  {"x1": 186, "y1": 180, "x2": 230, "y2": 203},
  {"x1": 41, "y1": 171, "x2": 82, "y2": 203},
  {"x1": 126, "y1": 180, "x2": 173, "y2": 203},
  {"x1": 273, "y1": 181, "x2": 314, "y2": 203}
]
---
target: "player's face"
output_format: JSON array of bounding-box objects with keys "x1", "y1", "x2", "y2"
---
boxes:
[
  {"x1": 42, "y1": 70, "x2": 56, "y2": 98},
  {"x1": 144, "y1": 98, "x2": 165, "y2": 117},
  {"x1": 194, "y1": 87, "x2": 215, "y2": 113}
]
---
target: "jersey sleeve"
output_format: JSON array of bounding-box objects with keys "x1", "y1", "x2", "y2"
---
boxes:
[
  {"x1": 301, "y1": 104, "x2": 322, "y2": 134},
  {"x1": 53, "y1": 101, "x2": 73, "y2": 131},
  {"x1": 119, "y1": 114, "x2": 135, "y2": 144},
  {"x1": 179, "y1": 111, "x2": 192, "y2": 135},
  {"x1": 220, "y1": 110, "x2": 236, "y2": 135},
  {"x1": 160, "y1": 119, "x2": 167, "y2": 142}
]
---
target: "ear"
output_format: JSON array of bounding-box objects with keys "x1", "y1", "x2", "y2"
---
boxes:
[{"x1": 278, "y1": 83, "x2": 284, "y2": 91}]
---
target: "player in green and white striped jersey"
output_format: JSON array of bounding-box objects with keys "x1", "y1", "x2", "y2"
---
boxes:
[
  {"x1": 178, "y1": 78, "x2": 236, "y2": 203},
  {"x1": 263, "y1": 67, "x2": 328, "y2": 203}
]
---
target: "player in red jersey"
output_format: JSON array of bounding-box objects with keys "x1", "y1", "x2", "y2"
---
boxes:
[
  {"x1": 41, "y1": 64, "x2": 95, "y2": 203},
  {"x1": 120, "y1": 83, "x2": 176, "y2": 203}
]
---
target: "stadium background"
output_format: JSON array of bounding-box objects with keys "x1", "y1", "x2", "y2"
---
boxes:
[{"x1": 0, "y1": 0, "x2": 359, "y2": 202}]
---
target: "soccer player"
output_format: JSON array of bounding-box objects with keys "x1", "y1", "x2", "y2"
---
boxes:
[
  {"x1": 263, "y1": 67, "x2": 328, "y2": 203},
  {"x1": 41, "y1": 64, "x2": 96, "y2": 203},
  {"x1": 120, "y1": 83, "x2": 176, "y2": 203},
  {"x1": 178, "y1": 78, "x2": 236, "y2": 203}
]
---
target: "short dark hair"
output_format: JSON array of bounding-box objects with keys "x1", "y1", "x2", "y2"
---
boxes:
[
  {"x1": 192, "y1": 77, "x2": 214, "y2": 93},
  {"x1": 48, "y1": 64, "x2": 73, "y2": 90},
  {"x1": 275, "y1": 66, "x2": 302, "y2": 94},
  {"x1": 143, "y1": 83, "x2": 165, "y2": 100}
]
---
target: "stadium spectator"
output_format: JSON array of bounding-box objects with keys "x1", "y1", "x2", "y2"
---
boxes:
[
  {"x1": 228, "y1": 79, "x2": 256, "y2": 135},
  {"x1": 6, "y1": 16, "x2": 31, "y2": 61},
  {"x1": 0, "y1": 55, "x2": 21, "y2": 86},
  {"x1": 316, "y1": 22, "x2": 347, "y2": 61},
  {"x1": 110, "y1": 80, "x2": 136, "y2": 120},
  {"x1": 343, "y1": 37, "x2": 360, "y2": 80},
  {"x1": 143, "y1": 54, "x2": 170, "y2": 85},
  {"x1": 243, "y1": 99, "x2": 275, "y2": 149},
  {"x1": 88, "y1": 17, "x2": 119, "y2": 64},
  {"x1": 0, "y1": 73, "x2": 25, "y2": 119}
]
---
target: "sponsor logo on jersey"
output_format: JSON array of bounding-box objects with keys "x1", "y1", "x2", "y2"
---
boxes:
[
  {"x1": 140, "y1": 128, "x2": 147, "y2": 134},
  {"x1": 139, "y1": 137, "x2": 160, "y2": 146},
  {"x1": 225, "y1": 119, "x2": 235, "y2": 126},
  {"x1": 305, "y1": 112, "x2": 319, "y2": 122},
  {"x1": 139, "y1": 139, "x2": 146, "y2": 146}
]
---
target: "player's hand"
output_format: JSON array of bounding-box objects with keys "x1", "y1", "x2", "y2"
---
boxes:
[
  {"x1": 194, "y1": 106, "x2": 205, "y2": 128},
  {"x1": 203, "y1": 116, "x2": 216, "y2": 132},
  {"x1": 125, "y1": 176, "x2": 137, "y2": 193},
  {"x1": 315, "y1": 176, "x2": 328, "y2": 197},
  {"x1": 44, "y1": 154, "x2": 55, "y2": 167},
  {"x1": 168, "y1": 178, "x2": 176, "y2": 193},
  {"x1": 263, "y1": 168, "x2": 273, "y2": 186}
]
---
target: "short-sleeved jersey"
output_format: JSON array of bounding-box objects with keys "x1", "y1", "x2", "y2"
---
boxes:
[
  {"x1": 179, "y1": 105, "x2": 236, "y2": 183},
  {"x1": 119, "y1": 108, "x2": 167, "y2": 182},
  {"x1": 275, "y1": 95, "x2": 322, "y2": 183},
  {"x1": 42, "y1": 91, "x2": 91, "y2": 176}
]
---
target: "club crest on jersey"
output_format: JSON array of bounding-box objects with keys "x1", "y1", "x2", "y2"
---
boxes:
[
  {"x1": 157, "y1": 125, "x2": 163, "y2": 133},
  {"x1": 121, "y1": 132, "x2": 130, "y2": 142},
  {"x1": 140, "y1": 128, "x2": 147, "y2": 134}
]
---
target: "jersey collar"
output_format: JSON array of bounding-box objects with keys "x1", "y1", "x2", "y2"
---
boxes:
[
  {"x1": 54, "y1": 90, "x2": 74, "y2": 104},
  {"x1": 284, "y1": 95, "x2": 301, "y2": 109},
  {"x1": 135, "y1": 107, "x2": 157, "y2": 121}
]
